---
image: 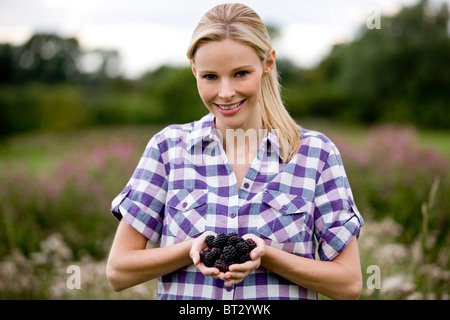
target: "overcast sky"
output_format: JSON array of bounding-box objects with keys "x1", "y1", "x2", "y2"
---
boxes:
[{"x1": 1, "y1": 0, "x2": 449, "y2": 78}]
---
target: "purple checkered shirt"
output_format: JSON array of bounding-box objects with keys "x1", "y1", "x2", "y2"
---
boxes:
[{"x1": 111, "y1": 113, "x2": 363, "y2": 300}]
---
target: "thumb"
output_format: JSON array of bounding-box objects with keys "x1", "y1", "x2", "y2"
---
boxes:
[
  {"x1": 189, "y1": 248, "x2": 200, "y2": 265},
  {"x1": 251, "y1": 250, "x2": 259, "y2": 260}
]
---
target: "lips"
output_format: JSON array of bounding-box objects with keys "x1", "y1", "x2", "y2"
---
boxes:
[{"x1": 215, "y1": 99, "x2": 246, "y2": 115}]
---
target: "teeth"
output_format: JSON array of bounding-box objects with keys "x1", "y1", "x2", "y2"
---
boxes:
[{"x1": 218, "y1": 101, "x2": 242, "y2": 110}]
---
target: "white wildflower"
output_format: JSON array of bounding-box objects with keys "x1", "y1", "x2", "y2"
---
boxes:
[
  {"x1": 406, "y1": 292, "x2": 424, "y2": 300},
  {"x1": 40, "y1": 233, "x2": 73, "y2": 261},
  {"x1": 370, "y1": 217, "x2": 403, "y2": 239},
  {"x1": 378, "y1": 243, "x2": 408, "y2": 265},
  {"x1": 381, "y1": 275, "x2": 415, "y2": 296}
]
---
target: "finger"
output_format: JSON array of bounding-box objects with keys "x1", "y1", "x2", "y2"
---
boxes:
[
  {"x1": 242, "y1": 234, "x2": 266, "y2": 257},
  {"x1": 223, "y1": 269, "x2": 251, "y2": 283},
  {"x1": 219, "y1": 269, "x2": 243, "y2": 280},
  {"x1": 225, "y1": 276, "x2": 245, "y2": 287},
  {"x1": 190, "y1": 249, "x2": 203, "y2": 266},
  {"x1": 228, "y1": 259, "x2": 259, "y2": 273},
  {"x1": 251, "y1": 249, "x2": 260, "y2": 260},
  {"x1": 251, "y1": 245, "x2": 265, "y2": 260},
  {"x1": 196, "y1": 262, "x2": 220, "y2": 277},
  {"x1": 190, "y1": 231, "x2": 217, "y2": 265}
]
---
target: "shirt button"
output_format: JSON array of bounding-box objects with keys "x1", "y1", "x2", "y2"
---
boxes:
[
  {"x1": 282, "y1": 205, "x2": 288, "y2": 211},
  {"x1": 182, "y1": 202, "x2": 188, "y2": 208},
  {"x1": 230, "y1": 212, "x2": 237, "y2": 219},
  {"x1": 243, "y1": 182, "x2": 250, "y2": 189},
  {"x1": 226, "y1": 286, "x2": 233, "y2": 292}
]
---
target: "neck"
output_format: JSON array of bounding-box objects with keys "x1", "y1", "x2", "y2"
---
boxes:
[{"x1": 214, "y1": 119, "x2": 267, "y2": 166}]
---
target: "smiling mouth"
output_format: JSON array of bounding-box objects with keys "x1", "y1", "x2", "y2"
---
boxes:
[{"x1": 215, "y1": 99, "x2": 246, "y2": 111}]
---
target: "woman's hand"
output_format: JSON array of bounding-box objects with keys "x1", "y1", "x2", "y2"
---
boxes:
[
  {"x1": 219, "y1": 234, "x2": 266, "y2": 287},
  {"x1": 190, "y1": 231, "x2": 221, "y2": 279},
  {"x1": 190, "y1": 232, "x2": 266, "y2": 287}
]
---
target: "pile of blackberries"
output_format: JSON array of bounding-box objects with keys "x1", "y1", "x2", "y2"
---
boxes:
[{"x1": 199, "y1": 233, "x2": 257, "y2": 273}]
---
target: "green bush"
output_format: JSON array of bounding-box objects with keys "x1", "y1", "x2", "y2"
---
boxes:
[
  {"x1": 1, "y1": 124, "x2": 448, "y2": 299},
  {"x1": 336, "y1": 124, "x2": 450, "y2": 245}
]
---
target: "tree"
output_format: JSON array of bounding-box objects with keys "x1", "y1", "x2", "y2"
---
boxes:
[
  {"x1": 328, "y1": 0, "x2": 450, "y2": 127},
  {"x1": 0, "y1": 44, "x2": 14, "y2": 84},
  {"x1": 13, "y1": 34, "x2": 81, "y2": 84},
  {"x1": 283, "y1": 0, "x2": 450, "y2": 128}
]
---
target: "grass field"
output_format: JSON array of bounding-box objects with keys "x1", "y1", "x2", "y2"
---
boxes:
[{"x1": 0, "y1": 120, "x2": 449, "y2": 299}]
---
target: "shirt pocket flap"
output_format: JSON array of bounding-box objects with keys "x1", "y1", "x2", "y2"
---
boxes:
[
  {"x1": 262, "y1": 189, "x2": 311, "y2": 215},
  {"x1": 167, "y1": 189, "x2": 208, "y2": 212}
]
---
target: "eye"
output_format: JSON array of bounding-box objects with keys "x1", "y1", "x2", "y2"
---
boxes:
[
  {"x1": 235, "y1": 70, "x2": 249, "y2": 78},
  {"x1": 203, "y1": 74, "x2": 218, "y2": 80}
]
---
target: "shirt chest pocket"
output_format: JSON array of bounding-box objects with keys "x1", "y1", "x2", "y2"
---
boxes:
[
  {"x1": 166, "y1": 189, "x2": 208, "y2": 241},
  {"x1": 257, "y1": 189, "x2": 312, "y2": 243}
]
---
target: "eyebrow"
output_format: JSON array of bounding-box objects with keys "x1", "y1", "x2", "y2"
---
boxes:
[{"x1": 197, "y1": 65, "x2": 256, "y2": 75}]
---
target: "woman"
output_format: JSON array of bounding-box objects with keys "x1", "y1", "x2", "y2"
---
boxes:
[{"x1": 106, "y1": 3, "x2": 364, "y2": 300}]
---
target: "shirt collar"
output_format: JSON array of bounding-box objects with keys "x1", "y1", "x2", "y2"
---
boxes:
[
  {"x1": 187, "y1": 113, "x2": 216, "y2": 150},
  {"x1": 187, "y1": 112, "x2": 283, "y2": 160},
  {"x1": 265, "y1": 128, "x2": 282, "y2": 160}
]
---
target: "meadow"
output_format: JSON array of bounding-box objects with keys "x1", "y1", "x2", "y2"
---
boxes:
[{"x1": 0, "y1": 120, "x2": 449, "y2": 299}]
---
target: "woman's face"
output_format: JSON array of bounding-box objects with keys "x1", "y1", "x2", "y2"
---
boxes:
[{"x1": 191, "y1": 39, "x2": 273, "y2": 133}]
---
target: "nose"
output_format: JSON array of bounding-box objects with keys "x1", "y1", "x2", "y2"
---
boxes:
[{"x1": 218, "y1": 79, "x2": 235, "y2": 101}]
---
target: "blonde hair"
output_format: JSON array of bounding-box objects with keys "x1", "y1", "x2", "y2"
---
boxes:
[{"x1": 187, "y1": 3, "x2": 301, "y2": 162}]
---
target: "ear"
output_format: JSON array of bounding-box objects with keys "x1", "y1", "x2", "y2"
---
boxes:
[
  {"x1": 190, "y1": 60, "x2": 197, "y2": 77},
  {"x1": 263, "y1": 49, "x2": 276, "y2": 77}
]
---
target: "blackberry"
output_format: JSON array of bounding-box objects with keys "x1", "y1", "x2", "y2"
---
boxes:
[
  {"x1": 203, "y1": 251, "x2": 217, "y2": 268},
  {"x1": 205, "y1": 235, "x2": 215, "y2": 249},
  {"x1": 201, "y1": 233, "x2": 258, "y2": 272},
  {"x1": 236, "y1": 241, "x2": 249, "y2": 254},
  {"x1": 227, "y1": 234, "x2": 241, "y2": 247},
  {"x1": 210, "y1": 247, "x2": 222, "y2": 259},
  {"x1": 200, "y1": 249, "x2": 208, "y2": 263},
  {"x1": 213, "y1": 233, "x2": 229, "y2": 249},
  {"x1": 238, "y1": 252, "x2": 251, "y2": 264},
  {"x1": 245, "y1": 238, "x2": 257, "y2": 251},
  {"x1": 223, "y1": 245, "x2": 237, "y2": 264},
  {"x1": 213, "y1": 259, "x2": 229, "y2": 273}
]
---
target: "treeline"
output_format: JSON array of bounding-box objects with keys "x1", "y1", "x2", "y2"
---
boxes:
[
  {"x1": 281, "y1": 0, "x2": 450, "y2": 129},
  {"x1": 0, "y1": 0, "x2": 449, "y2": 137}
]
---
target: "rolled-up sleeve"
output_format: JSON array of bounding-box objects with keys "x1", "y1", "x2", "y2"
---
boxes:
[
  {"x1": 111, "y1": 135, "x2": 168, "y2": 244},
  {"x1": 313, "y1": 143, "x2": 364, "y2": 261}
]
